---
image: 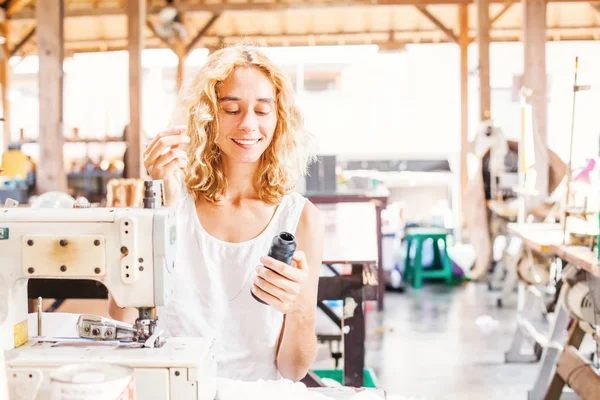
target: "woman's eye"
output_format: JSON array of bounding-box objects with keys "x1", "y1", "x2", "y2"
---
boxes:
[
  {"x1": 256, "y1": 109, "x2": 272, "y2": 116},
  {"x1": 224, "y1": 109, "x2": 239, "y2": 115}
]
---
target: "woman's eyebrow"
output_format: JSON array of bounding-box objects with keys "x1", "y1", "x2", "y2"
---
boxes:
[
  {"x1": 218, "y1": 96, "x2": 240, "y2": 102},
  {"x1": 218, "y1": 96, "x2": 274, "y2": 104}
]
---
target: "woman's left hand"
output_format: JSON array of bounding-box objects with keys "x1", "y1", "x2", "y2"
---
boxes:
[{"x1": 252, "y1": 250, "x2": 311, "y2": 315}]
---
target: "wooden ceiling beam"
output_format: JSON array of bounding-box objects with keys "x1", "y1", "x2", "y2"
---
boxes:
[
  {"x1": 186, "y1": 13, "x2": 221, "y2": 54},
  {"x1": 7, "y1": 0, "x2": 593, "y2": 20},
  {"x1": 415, "y1": 5, "x2": 458, "y2": 43},
  {"x1": 59, "y1": 23, "x2": 600, "y2": 53},
  {"x1": 10, "y1": 25, "x2": 35, "y2": 57},
  {"x1": 145, "y1": 19, "x2": 177, "y2": 53},
  {"x1": 6, "y1": 0, "x2": 33, "y2": 18},
  {"x1": 490, "y1": 3, "x2": 513, "y2": 25},
  {"x1": 65, "y1": 30, "x2": 600, "y2": 55}
]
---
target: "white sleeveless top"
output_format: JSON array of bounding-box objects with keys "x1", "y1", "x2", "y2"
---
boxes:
[{"x1": 158, "y1": 187, "x2": 307, "y2": 381}]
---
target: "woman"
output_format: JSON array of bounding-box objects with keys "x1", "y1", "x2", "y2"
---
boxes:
[{"x1": 111, "y1": 45, "x2": 324, "y2": 382}]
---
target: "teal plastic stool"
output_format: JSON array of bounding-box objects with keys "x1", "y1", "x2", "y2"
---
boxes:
[{"x1": 403, "y1": 227, "x2": 453, "y2": 289}]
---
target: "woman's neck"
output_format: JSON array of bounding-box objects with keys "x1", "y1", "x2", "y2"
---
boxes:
[{"x1": 221, "y1": 158, "x2": 260, "y2": 203}]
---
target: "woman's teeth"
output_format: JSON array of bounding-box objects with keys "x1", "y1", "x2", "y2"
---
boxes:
[{"x1": 232, "y1": 138, "x2": 260, "y2": 145}]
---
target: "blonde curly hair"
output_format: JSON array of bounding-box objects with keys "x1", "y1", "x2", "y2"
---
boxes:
[{"x1": 180, "y1": 44, "x2": 315, "y2": 205}]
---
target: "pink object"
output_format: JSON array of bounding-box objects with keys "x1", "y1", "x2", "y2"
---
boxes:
[{"x1": 573, "y1": 158, "x2": 596, "y2": 184}]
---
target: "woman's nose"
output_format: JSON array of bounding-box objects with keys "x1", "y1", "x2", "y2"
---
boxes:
[{"x1": 238, "y1": 111, "x2": 259, "y2": 132}]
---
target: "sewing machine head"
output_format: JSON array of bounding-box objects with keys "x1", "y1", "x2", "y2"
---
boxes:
[
  {"x1": 0, "y1": 180, "x2": 177, "y2": 350},
  {"x1": 1, "y1": 181, "x2": 218, "y2": 400}
]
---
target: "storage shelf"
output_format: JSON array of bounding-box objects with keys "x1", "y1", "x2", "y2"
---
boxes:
[{"x1": 13, "y1": 137, "x2": 126, "y2": 144}]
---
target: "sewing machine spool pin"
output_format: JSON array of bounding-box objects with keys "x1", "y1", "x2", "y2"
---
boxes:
[{"x1": 37, "y1": 297, "x2": 42, "y2": 336}]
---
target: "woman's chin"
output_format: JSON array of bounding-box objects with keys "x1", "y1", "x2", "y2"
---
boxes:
[{"x1": 223, "y1": 151, "x2": 264, "y2": 165}]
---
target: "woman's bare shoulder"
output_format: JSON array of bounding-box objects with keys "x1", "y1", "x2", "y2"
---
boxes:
[{"x1": 297, "y1": 198, "x2": 324, "y2": 238}]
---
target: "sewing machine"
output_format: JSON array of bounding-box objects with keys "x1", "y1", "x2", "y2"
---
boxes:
[
  {"x1": 0, "y1": 181, "x2": 217, "y2": 400},
  {"x1": 473, "y1": 119, "x2": 516, "y2": 200}
]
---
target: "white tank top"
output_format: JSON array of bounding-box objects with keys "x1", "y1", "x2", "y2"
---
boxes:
[{"x1": 158, "y1": 187, "x2": 307, "y2": 381}]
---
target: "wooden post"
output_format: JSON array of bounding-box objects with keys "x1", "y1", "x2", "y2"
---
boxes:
[
  {"x1": 176, "y1": 8, "x2": 186, "y2": 92},
  {"x1": 476, "y1": 0, "x2": 491, "y2": 121},
  {"x1": 1, "y1": 22, "x2": 10, "y2": 149},
  {"x1": 176, "y1": 43, "x2": 186, "y2": 92},
  {"x1": 126, "y1": 0, "x2": 145, "y2": 179},
  {"x1": 37, "y1": 0, "x2": 67, "y2": 193},
  {"x1": 523, "y1": 0, "x2": 548, "y2": 197},
  {"x1": 459, "y1": 4, "x2": 469, "y2": 233}
]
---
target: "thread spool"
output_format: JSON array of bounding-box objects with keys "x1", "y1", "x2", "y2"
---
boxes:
[{"x1": 252, "y1": 232, "x2": 297, "y2": 305}]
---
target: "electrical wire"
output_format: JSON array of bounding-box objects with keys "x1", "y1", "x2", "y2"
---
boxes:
[{"x1": 565, "y1": 361, "x2": 593, "y2": 388}]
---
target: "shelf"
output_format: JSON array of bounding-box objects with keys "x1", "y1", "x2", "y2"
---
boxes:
[
  {"x1": 13, "y1": 137, "x2": 126, "y2": 144},
  {"x1": 68, "y1": 171, "x2": 123, "y2": 178}
]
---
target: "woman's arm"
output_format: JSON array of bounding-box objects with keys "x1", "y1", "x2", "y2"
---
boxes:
[{"x1": 275, "y1": 200, "x2": 324, "y2": 381}]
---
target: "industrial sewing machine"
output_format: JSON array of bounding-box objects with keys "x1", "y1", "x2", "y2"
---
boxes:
[
  {"x1": 473, "y1": 119, "x2": 517, "y2": 200},
  {"x1": 0, "y1": 181, "x2": 217, "y2": 400}
]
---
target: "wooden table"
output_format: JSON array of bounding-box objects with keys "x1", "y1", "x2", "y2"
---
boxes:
[
  {"x1": 507, "y1": 223, "x2": 565, "y2": 254},
  {"x1": 531, "y1": 203, "x2": 562, "y2": 222},
  {"x1": 487, "y1": 199, "x2": 519, "y2": 220},
  {"x1": 551, "y1": 245, "x2": 600, "y2": 277},
  {"x1": 487, "y1": 199, "x2": 562, "y2": 223},
  {"x1": 307, "y1": 190, "x2": 388, "y2": 311},
  {"x1": 307, "y1": 202, "x2": 379, "y2": 389}
]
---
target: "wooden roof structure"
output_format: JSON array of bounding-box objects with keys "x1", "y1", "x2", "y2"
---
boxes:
[
  {"x1": 0, "y1": 0, "x2": 592, "y2": 221},
  {"x1": 2, "y1": 0, "x2": 600, "y2": 59}
]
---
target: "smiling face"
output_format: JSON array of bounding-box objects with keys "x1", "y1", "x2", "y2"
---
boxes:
[{"x1": 215, "y1": 66, "x2": 278, "y2": 164}]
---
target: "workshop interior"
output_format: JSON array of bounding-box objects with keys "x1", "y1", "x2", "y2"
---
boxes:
[{"x1": 1, "y1": 0, "x2": 600, "y2": 399}]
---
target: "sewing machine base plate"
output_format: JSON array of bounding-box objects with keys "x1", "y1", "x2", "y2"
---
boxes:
[{"x1": 6, "y1": 336, "x2": 217, "y2": 400}]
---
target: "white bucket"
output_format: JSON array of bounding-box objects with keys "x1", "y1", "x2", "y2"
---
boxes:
[{"x1": 50, "y1": 363, "x2": 134, "y2": 400}]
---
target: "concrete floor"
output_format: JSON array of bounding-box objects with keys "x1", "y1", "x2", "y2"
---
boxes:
[{"x1": 315, "y1": 282, "x2": 546, "y2": 399}]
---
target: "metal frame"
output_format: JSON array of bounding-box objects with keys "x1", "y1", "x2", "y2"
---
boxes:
[
  {"x1": 527, "y1": 297, "x2": 577, "y2": 400},
  {"x1": 304, "y1": 262, "x2": 378, "y2": 388},
  {"x1": 505, "y1": 282, "x2": 550, "y2": 363},
  {"x1": 503, "y1": 242, "x2": 563, "y2": 368},
  {"x1": 526, "y1": 262, "x2": 591, "y2": 400}
]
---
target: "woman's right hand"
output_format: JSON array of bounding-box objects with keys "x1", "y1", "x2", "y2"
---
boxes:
[{"x1": 143, "y1": 126, "x2": 190, "y2": 206}]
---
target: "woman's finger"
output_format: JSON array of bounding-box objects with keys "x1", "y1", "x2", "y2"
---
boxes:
[
  {"x1": 144, "y1": 135, "x2": 190, "y2": 168},
  {"x1": 253, "y1": 275, "x2": 295, "y2": 302},
  {"x1": 256, "y1": 266, "x2": 301, "y2": 294},
  {"x1": 143, "y1": 126, "x2": 187, "y2": 157},
  {"x1": 147, "y1": 149, "x2": 186, "y2": 178},
  {"x1": 251, "y1": 284, "x2": 284, "y2": 309},
  {"x1": 154, "y1": 149, "x2": 187, "y2": 169},
  {"x1": 259, "y1": 256, "x2": 304, "y2": 283},
  {"x1": 150, "y1": 157, "x2": 185, "y2": 179}
]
